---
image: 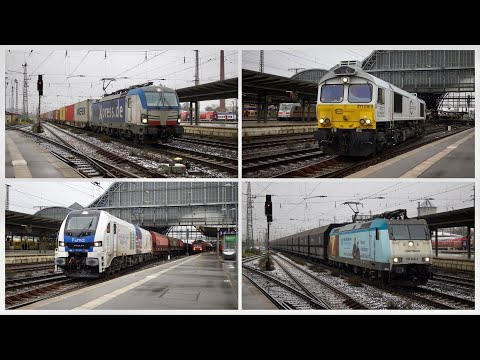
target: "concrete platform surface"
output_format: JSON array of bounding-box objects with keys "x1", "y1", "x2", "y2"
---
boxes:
[
  {"x1": 348, "y1": 128, "x2": 474, "y2": 178},
  {"x1": 5, "y1": 130, "x2": 82, "y2": 178},
  {"x1": 243, "y1": 122, "x2": 316, "y2": 138},
  {"x1": 242, "y1": 274, "x2": 278, "y2": 310},
  {"x1": 182, "y1": 123, "x2": 238, "y2": 138},
  {"x1": 21, "y1": 253, "x2": 238, "y2": 310}
]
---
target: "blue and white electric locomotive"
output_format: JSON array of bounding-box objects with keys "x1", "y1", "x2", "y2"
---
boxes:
[
  {"x1": 328, "y1": 215, "x2": 433, "y2": 285},
  {"x1": 54, "y1": 210, "x2": 152, "y2": 278},
  {"x1": 90, "y1": 82, "x2": 183, "y2": 143}
]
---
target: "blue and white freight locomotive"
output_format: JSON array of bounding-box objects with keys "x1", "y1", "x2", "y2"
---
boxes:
[
  {"x1": 271, "y1": 211, "x2": 433, "y2": 285},
  {"x1": 42, "y1": 82, "x2": 184, "y2": 143},
  {"x1": 90, "y1": 82, "x2": 183, "y2": 143},
  {"x1": 54, "y1": 210, "x2": 153, "y2": 278}
]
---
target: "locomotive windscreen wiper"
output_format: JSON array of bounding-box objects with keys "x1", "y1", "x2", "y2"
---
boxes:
[{"x1": 78, "y1": 218, "x2": 94, "y2": 237}]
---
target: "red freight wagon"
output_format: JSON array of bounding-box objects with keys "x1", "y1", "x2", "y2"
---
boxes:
[
  {"x1": 65, "y1": 104, "x2": 75, "y2": 123},
  {"x1": 150, "y1": 231, "x2": 169, "y2": 256}
]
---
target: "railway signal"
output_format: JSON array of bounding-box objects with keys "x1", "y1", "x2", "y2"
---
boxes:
[
  {"x1": 265, "y1": 194, "x2": 272, "y2": 222},
  {"x1": 37, "y1": 75, "x2": 43, "y2": 96}
]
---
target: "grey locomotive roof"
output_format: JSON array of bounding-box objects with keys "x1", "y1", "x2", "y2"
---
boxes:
[
  {"x1": 67, "y1": 209, "x2": 103, "y2": 215},
  {"x1": 318, "y1": 61, "x2": 425, "y2": 103}
]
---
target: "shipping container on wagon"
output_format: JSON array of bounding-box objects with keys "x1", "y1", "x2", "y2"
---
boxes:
[
  {"x1": 54, "y1": 109, "x2": 60, "y2": 121},
  {"x1": 150, "y1": 231, "x2": 169, "y2": 255},
  {"x1": 74, "y1": 99, "x2": 92, "y2": 125},
  {"x1": 60, "y1": 107, "x2": 66, "y2": 121},
  {"x1": 65, "y1": 104, "x2": 75, "y2": 122}
]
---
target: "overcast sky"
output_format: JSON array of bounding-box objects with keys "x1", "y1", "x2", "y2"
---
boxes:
[
  {"x1": 242, "y1": 48, "x2": 375, "y2": 76},
  {"x1": 6, "y1": 181, "x2": 113, "y2": 214},
  {"x1": 242, "y1": 181, "x2": 474, "y2": 241},
  {"x1": 5, "y1": 49, "x2": 237, "y2": 113}
]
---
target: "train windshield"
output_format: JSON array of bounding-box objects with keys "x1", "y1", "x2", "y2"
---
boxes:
[
  {"x1": 408, "y1": 225, "x2": 430, "y2": 240},
  {"x1": 279, "y1": 103, "x2": 293, "y2": 111},
  {"x1": 320, "y1": 84, "x2": 343, "y2": 102},
  {"x1": 348, "y1": 84, "x2": 372, "y2": 103},
  {"x1": 145, "y1": 92, "x2": 179, "y2": 107},
  {"x1": 162, "y1": 92, "x2": 179, "y2": 107},
  {"x1": 390, "y1": 224, "x2": 430, "y2": 240},
  {"x1": 66, "y1": 216, "x2": 98, "y2": 231}
]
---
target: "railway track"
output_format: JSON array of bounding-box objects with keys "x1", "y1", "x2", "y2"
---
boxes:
[
  {"x1": 271, "y1": 127, "x2": 473, "y2": 178},
  {"x1": 242, "y1": 264, "x2": 329, "y2": 310},
  {"x1": 5, "y1": 278, "x2": 84, "y2": 309},
  {"x1": 274, "y1": 254, "x2": 368, "y2": 310},
  {"x1": 242, "y1": 254, "x2": 265, "y2": 263},
  {"x1": 243, "y1": 135, "x2": 316, "y2": 150},
  {"x1": 8, "y1": 126, "x2": 149, "y2": 178},
  {"x1": 175, "y1": 136, "x2": 238, "y2": 150},
  {"x1": 46, "y1": 123, "x2": 236, "y2": 177},
  {"x1": 155, "y1": 143, "x2": 238, "y2": 175},
  {"x1": 42, "y1": 124, "x2": 168, "y2": 178},
  {"x1": 6, "y1": 273, "x2": 68, "y2": 290},
  {"x1": 243, "y1": 148, "x2": 328, "y2": 175},
  {"x1": 274, "y1": 251, "x2": 473, "y2": 310},
  {"x1": 432, "y1": 273, "x2": 475, "y2": 288},
  {"x1": 378, "y1": 285, "x2": 475, "y2": 310},
  {"x1": 6, "y1": 263, "x2": 55, "y2": 273}
]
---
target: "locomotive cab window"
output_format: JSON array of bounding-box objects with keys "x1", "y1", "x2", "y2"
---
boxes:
[
  {"x1": 127, "y1": 98, "x2": 131, "y2": 108},
  {"x1": 145, "y1": 91, "x2": 180, "y2": 107},
  {"x1": 408, "y1": 225, "x2": 429, "y2": 240},
  {"x1": 106, "y1": 223, "x2": 110, "y2": 234},
  {"x1": 348, "y1": 84, "x2": 372, "y2": 103},
  {"x1": 420, "y1": 103, "x2": 425, "y2": 117},
  {"x1": 320, "y1": 84, "x2": 344, "y2": 103},
  {"x1": 377, "y1": 88, "x2": 385, "y2": 104},
  {"x1": 66, "y1": 216, "x2": 97, "y2": 231},
  {"x1": 389, "y1": 225, "x2": 410, "y2": 240},
  {"x1": 162, "y1": 92, "x2": 179, "y2": 107},
  {"x1": 394, "y1": 93, "x2": 403, "y2": 113},
  {"x1": 114, "y1": 224, "x2": 117, "y2": 234}
]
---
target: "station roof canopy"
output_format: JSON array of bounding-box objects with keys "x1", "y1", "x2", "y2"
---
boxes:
[
  {"x1": 5, "y1": 210, "x2": 63, "y2": 234},
  {"x1": 414, "y1": 206, "x2": 474, "y2": 229},
  {"x1": 242, "y1": 69, "x2": 318, "y2": 103},
  {"x1": 176, "y1": 77, "x2": 238, "y2": 102}
]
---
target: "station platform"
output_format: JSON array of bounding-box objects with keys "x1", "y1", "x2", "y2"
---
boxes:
[
  {"x1": 5, "y1": 130, "x2": 81, "y2": 178},
  {"x1": 348, "y1": 128, "x2": 475, "y2": 178},
  {"x1": 242, "y1": 274, "x2": 278, "y2": 310},
  {"x1": 5, "y1": 250, "x2": 55, "y2": 264},
  {"x1": 182, "y1": 123, "x2": 238, "y2": 139},
  {"x1": 22, "y1": 253, "x2": 238, "y2": 310},
  {"x1": 433, "y1": 256, "x2": 474, "y2": 272},
  {"x1": 243, "y1": 121, "x2": 316, "y2": 138}
]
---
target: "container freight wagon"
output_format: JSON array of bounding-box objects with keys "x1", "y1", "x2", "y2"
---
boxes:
[{"x1": 74, "y1": 99, "x2": 92, "y2": 128}]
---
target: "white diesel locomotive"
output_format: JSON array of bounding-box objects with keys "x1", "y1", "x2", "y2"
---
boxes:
[{"x1": 315, "y1": 61, "x2": 426, "y2": 156}]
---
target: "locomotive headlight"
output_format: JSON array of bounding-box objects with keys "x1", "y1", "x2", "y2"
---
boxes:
[
  {"x1": 59, "y1": 241, "x2": 65, "y2": 247},
  {"x1": 360, "y1": 119, "x2": 365, "y2": 125},
  {"x1": 93, "y1": 241, "x2": 102, "y2": 247},
  {"x1": 342, "y1": 77, "x2": 349, "y2": 83},
  {"x1": 365, "y1": 119, "x2": 371, "y2": 125},
  {"x1": 408, "y1": 241, "x2": 414, "y2": 246},
  {"x1": 141, "y1": 115, "x2": 148, "y2": 124},
  {"x1": 177, "y1": 115, "x2": 181, "y2": 124},
  {"x1": 319, "y1": 118, "x2": 325, "y2": 124},
  {"x1": 423, "y1": 257, "x2": 430, "y2": 262},
  {"x1": 325, "y1": 118, "x2": 330, "y2": 124},
  {"x1": 393, "y1": 257, "x2": 402, "y2": 263}
]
